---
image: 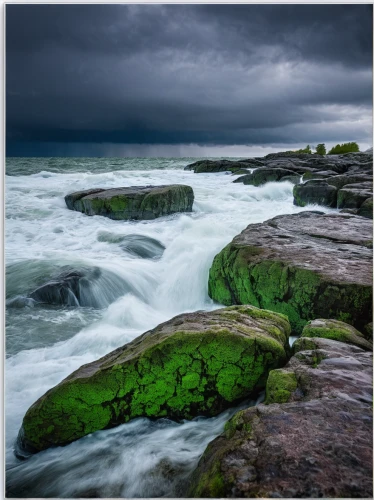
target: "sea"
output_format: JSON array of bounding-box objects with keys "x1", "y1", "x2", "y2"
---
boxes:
[{"x1": 5, "y1": 157, "x2": 334, "y2": 497}]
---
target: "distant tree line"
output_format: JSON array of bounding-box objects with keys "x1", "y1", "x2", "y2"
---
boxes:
[{"x1": 290, "y1": 142, "x2": 360, "y2": 155}]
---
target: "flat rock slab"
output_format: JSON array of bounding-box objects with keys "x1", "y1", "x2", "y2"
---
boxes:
[
  {"x1": 188, "y1": 337, "x2": 373, "y2": 498},
  {"x1": 65, "y1": 185, "x2": 194, "y2": 220},
  {"x1": 17, "y1": 305, "x2": 290, "y2": 454},
  {"x1": 208, "y1": 212, "x2": 373, "y2": 333}
]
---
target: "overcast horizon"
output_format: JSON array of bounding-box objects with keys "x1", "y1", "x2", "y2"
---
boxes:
[{"x1": 6, "y1": 4, "x2": 373, "y2": 158}]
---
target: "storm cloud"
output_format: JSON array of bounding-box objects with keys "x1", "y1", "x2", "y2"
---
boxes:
[{"x1": 6, "y1": 4, "x2": 373, "y2": 156}]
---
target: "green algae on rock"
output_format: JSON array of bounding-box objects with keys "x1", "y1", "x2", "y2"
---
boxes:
[
  {"x1": 208, "y1": 212, "x2": 373, "y2": 334},
  {"x1": 18, "y1": 305, "x2": 290, "y2": 454},
  {"x1": 265, "y1": 369, "x2": 298, "y2": 404},
  {"x1": 187, "y1": 337, "x2": 373, "y2": 498},
  {"x1": 65, "y1": 184, "x2": 194, "y2": 220},
  {"x1": 301, "y1": 318, "x2": 372, "y2": 351}
]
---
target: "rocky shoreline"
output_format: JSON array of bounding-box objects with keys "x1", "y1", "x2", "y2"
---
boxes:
[{"x1": 16, "y1": 151, "x2": 373, "y2": 497}]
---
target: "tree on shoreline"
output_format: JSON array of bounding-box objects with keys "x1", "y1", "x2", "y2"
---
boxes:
[
  {"x1": 316, "y1": 143, "x2": 326, "y2": 155},
  {"x1": 328, "y1": 142, "x2": 359, "y2": 154}
]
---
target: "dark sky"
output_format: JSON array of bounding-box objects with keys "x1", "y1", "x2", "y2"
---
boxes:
[{"x1": 6, "y1": 4, "x2": 373, "y2": 157}]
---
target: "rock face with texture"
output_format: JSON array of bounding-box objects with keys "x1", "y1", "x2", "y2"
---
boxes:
[
  {"x1": 208, "y1": 212, "x2": 373, "y2": 333},
  {"x1": 65, "y1": 185, "x2": 194, "y2": 220},
  {"x1": 17, "y1": 305, "x2": 290, "y2": 454},
  {"x1": 188, "y1": 337, "x2": 373, "y2": 498},
  {"x1": 301, "y1": 318, "x2": 372, "y2": 350},
  {"x1": 293, "y1": 180, "x2": 337, "y2": 207},
  {"x1": 233, "y1": 167, "x2": 300, "y2": 186}
]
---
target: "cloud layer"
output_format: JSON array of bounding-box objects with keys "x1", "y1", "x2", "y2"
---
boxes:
[{"x1": 6, "y1": 4, "x2": 373, "y2": 156}]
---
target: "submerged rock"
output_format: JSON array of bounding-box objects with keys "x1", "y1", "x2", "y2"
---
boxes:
[
  {"x1": 187, "y1": 337, "x2": 373, "y2": 498},
  {"x1": 208, "y1": 212, "x2": 373, "y2": 333},
  {"x1": 13, "y1": 266, "x2": 133, "y2": 309},
  {"x1": 97, "y1": 231, "x2": 165, "y2": 259},
  {"x1": 17, "y1": 305, "x2": 290, "y2": 454},
  {"x1": 65, "y1": 185, "x2": 194, "y2": 221},
  {"x1": 301, "y1": 318, "x2": 372, "y2": 351}
]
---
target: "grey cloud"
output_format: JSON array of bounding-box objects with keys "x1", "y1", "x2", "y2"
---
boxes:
[{"x1": 6, "y1": 4, "x2": 373, "y2": 156}]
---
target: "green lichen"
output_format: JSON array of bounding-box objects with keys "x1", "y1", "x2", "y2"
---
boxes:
[
  {"x1": 190, "y1": 459, "x2": 226, "y2": 498},
  {"x1": 208, "y1": 243, "x2": 372, "y2": 334},
  {"x1": 224, "y1": 409, "x2": 252, "y2": 439},
  {"x1": 301, "y1": 319, "x2": 372, "y2": 351},
  {"x1": 265, "y1": 369, "x2": 298, "y2": 404},
  {"x1": 20, "y1": 307, "x2": 289, "y2": 453}
]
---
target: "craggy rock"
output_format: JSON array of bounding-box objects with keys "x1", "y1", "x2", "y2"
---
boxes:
[
  {"x1": 187, "y1": 338, "x2": 373, "y2": 498},
  {"x1": 358, "y1": 197, "x2": 373, "y2": 219},
  {"x1": 301, "y1": 318, "x2": 372, "y2": 351},
  {"x1": 337, "y1": 182, "x2": 373, "y2": 209},
  {"x1": 233, "y1": 167, "x2": 300, "y2": 186},
  {"x1": 65, "y1": 185, "x2": 194, "y2": 220},
  {"x1": 17, "y1": 305, "x2": 290, "y2": 454},
  {"x1": 293, "y1": 179, "x2": 337, "y2": 207},
  {"x1": 184, "y1": 160, "x2": 256, "y2": 174},
  {"x1": 208, "y1": 212, "x2": 373, "y2": 333},
  {"x1": 325, "y1": 173, "x2": 373, "y2": 191}
]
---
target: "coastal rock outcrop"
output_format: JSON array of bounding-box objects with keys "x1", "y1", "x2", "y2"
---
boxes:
[
  {"x1": 65, "y1": 185, "x2": 194, "y2": 220},
  {"x1": 17, "y1": 305, "x2": 290, "y2": 454},
  {"x1": 187, "y1": 337, "x2": 373, "y2": 498},
  {"x1": 301, "y1": 318, "x2": 372, "y2": 350},
  {"x1": 208, "y1": 212, "x2": 373, "y2": 333}
]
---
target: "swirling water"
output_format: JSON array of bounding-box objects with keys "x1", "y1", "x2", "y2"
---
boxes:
[{"x1": 5, "y1": 157, "x2": 332, "y2": 497}]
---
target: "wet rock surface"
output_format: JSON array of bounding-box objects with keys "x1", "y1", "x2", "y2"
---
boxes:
[
  {"x1": 233, "y1": 167, "x2": 300, "y2": 186},
  {"x1": 293, "y1": 179, "x2": 337, "y2": 207},
  {"x1": 65, "y1": 185, "x2": 194, "y2": 220},
  {"x1": 17, "y1": 305, "x2": 290, "y2": 454},
  {"x1": 187, "y1": 337, "x2": 373, "y2": 498},
  {"x1": 208, "y1": 211, "x2": 373, "y2": 333},
  {"x1": 185, "y1": 152, "x2": 373, "y2": 218}
]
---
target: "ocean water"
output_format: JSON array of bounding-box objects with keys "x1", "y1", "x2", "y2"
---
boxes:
[{"x1": 5, "y1": 157, "x2": 333, "y2": 497}]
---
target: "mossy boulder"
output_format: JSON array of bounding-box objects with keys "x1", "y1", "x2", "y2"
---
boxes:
[
  {"x1": 65, "y1": 185, "x2": 194, "y2": 220},
  {"x1": 187, "y1": 337, "x2": 373, "y2": 498},
  {"x1": 17, "y1": 305, "x2": 290, "y2": 454},
  {"x1": 293, "y1": 180, "x2": 338, "y2": 207},
  {"x1": 208, "y1": 212, "x2": 373, "y2": 334},
  {"x1": 301, "y1": 318, "x2": 372, "y2": 351}
]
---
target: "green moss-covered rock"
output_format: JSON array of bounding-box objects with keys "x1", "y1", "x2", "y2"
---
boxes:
[
  {"x1": 265, "y1": 369, "x2": 298, "y2": 404},
  {"x1": 208, "y1": 212, "x2": 373, "y2": 333},
  {"x1": 293, "y1": 180, "x2": 338, "y2": 207},
  {"x1": 187, "y1": 337, "x2": 373, "y2": 498},
  {"x1": 18, "y1": 305, "x2": 290, "y2": 454},
  {"x1": 65, "y1": 185, "x2": 194, "y2": 220},
  {"x1": 301, "y1": 319, "x2": 372, "y2": 351}
]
